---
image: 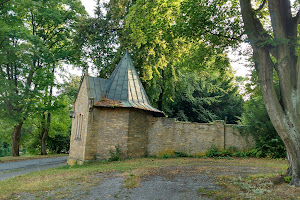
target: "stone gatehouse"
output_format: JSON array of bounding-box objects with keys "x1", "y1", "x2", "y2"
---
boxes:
[{"x1": 68, "y1": 50, "x2": 252, "y2": 164}]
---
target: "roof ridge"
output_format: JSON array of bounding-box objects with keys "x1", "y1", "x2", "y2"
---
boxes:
[{"x1": 91, "y1": 49, "x2": 164, "y2": 117}]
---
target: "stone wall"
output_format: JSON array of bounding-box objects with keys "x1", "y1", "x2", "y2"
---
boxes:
[
  {"x1": 147, "y1": 118, "x2": 253, "y2": 156},
  {"x1": 127, "y1": 109, "x2": 152, "y2": 157},
  {"x1": 224, "y1": 124, "x2": 250, "y2": 151},
  {"x1": 93, "y1": 108, "x2": 130, "y2": 160},
  {"x1": 69, "y1": 106, "x2": 253, "y2": 163},
  {"x1": 68, "y1": 76, "x2": 90, "y2": 164}
]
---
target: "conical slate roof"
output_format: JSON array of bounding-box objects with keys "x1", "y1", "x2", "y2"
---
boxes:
[{"x1": 87, "y1": 50, "x2": 164, "y2": 117}]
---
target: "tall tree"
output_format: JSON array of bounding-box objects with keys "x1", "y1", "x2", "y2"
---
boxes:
[
  {"x1": 239, "y1": 0, "x2": 300, "y2": 185},
  {"x1": 0, "y1": 0, "x2": 86, "y2": 156}
]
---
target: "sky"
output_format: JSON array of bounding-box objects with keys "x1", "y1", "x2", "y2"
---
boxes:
[{"x1": 79, "y1": 0, "x2": 251, "y2": 77}]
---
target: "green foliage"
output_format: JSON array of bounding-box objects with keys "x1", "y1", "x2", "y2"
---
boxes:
[
  {"x1": 205, "y1": 145, "x2": 220, "y2": 157},
  {"x1": 108, "y1": 145, "x2": 122, "y2": 162},
  {"x1": 205, "y1": 145, "x2": 249, "y2": 158},
  {"x1": 0, "y1": 0, "x2": 86, "y2": 155},
  {"x1": 284, "y1": 176, "x2": 291, "y2": 184},
  {"x1": 240, "y1": 70, "x2": 286, "y2": 158},
  {"x1": 0, "y1": 141, "x2": 11, "y2": 157},
  {"x1": 177, "y1": 0, "x2": 243, "y2": 49},
  {"x1": 166, "y1": 71, "x2": 244, "y2": 123},
  {"x1": 174, "y1": 151, "x2": 189, "y2": 158},
  {"x1": 20, "y1": 75, "x2": 79, "y2": 155},
  {"x1": 77, "y1": 0, "x2": 244, "y2": 125}
]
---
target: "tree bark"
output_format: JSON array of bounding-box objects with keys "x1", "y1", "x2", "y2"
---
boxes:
[
  {"x1": 40, "y1": 68, "x2": 54, "y2": 155},
  {"x1": 41, "y1": 112, "x2": 51, "y2": 155},
  {"x1": 239, "y1": 0, "x2": 300, "y2": 186},
  {"x1": 157, "y1": 69, "x2": 165, "y2": 111},
  {"x1": 12, "y1": 122, "x2": 23, "y2": 157}
]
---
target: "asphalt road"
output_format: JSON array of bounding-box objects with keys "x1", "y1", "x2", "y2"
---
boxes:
[{"x1": 0, "y1": 156, "x2": 68, "y2": 181}]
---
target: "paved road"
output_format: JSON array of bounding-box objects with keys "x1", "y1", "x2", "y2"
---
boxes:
[{"x1": 0, "y1": 156, "x2": 68, "y2": 181}]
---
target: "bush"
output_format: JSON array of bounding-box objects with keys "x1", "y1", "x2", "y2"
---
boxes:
[
  {"x1": 174, "y1": 151, "x2": 189, "y2": 157},
  {"x1": 240, "y1": 96, "x2": 286, "y2": 158},
  {"x1": 205, "y1": 145, "x2": 219, "y2": 157},
  {"x1": 47, "y1": 133, "x2": 70, "y2": 154},
  {"x1": 0, "y1": 146, "x2": 11, "y2": 157},
  {"x1": 205, "y1": 145, "x2": 249, "y2": 158},
  {"x1": 108, "y1": 145, "x2": 121, "y2": 162}
]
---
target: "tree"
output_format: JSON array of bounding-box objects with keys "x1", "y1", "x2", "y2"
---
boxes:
[
  {"x1": 0, "y1": 0, "x2": 86, "y2": 156},
  {"x1": 239, "y1": 0, "x2": 300, "y2": 185},
  {"x1": 241, "y1": 69, "x2": 286, "y2": 158},
  {"x1": 79, "y1": 0, "x2": 244, "y2": 120},
  {"x1": 72, "y1": 0, "x2": 128, "y2": 77},
  {"x1": 165, "y1": 43, "x2": 244, "y2": 123}
]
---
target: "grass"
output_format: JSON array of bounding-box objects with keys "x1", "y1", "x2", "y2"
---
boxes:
[
  {"x1": 0, "y1": 157, "x2": 298, "y2": 199},
  {"x1": 0, "y1": 154, "x2": 68, "y2": 163}
]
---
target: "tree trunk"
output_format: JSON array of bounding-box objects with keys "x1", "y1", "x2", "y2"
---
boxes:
[
  {"x1": 41, "y1": 131, "x2": 48, "y2": 155},
  {"x1": 41, "y1": 69, "x2": 54, "y2": 155},
  {"x1": 157, "y1": 69, "x2": 165, "y2": 111},
  {"x1": 12, "y1": 122, "x2": 23, "y2": 157},
  {"x1": 239, "y1": 0, "x2": 300, "y2": 185},
  {"x1": 40, "y1": 112, "x2": 51, "y2": 155}
]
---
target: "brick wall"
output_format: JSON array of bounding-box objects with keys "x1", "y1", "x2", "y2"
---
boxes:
[
  {"x1": 127, "y1": 109, "x2": 152, "y2": 157},
  {"x1": 69, "y1": 105, "x2": 253, "y2": 163},
  {"x1": 68, "y1": 77, "x2": 90, "y2": 164},
  {"x1": 92, "y1": 107, "x2": 130, "y2": 160},
  {"x1": 224, "y1": 124, "x2": 251, "y2": 151},
  {"x1": 147, "y1": 118, "x2": 253, "y2": 156}
]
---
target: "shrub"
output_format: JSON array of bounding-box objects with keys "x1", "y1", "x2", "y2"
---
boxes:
[
  {"x1": 240, "y1": 96, "x2": 286, "y2": 158},
  {"x1": 205, "y1": 145, "x2": 250, "y2": 158},
  {"x1": 174, "y1": 151, "x2": 189, "y2": 157},
  {"x1": 108, "y1": 145, "x2": 121, "y2": 162}
]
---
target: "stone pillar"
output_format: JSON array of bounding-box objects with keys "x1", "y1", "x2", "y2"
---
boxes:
[{"x1": 215, "y1": 120, "x2": 225, "y2": 149}]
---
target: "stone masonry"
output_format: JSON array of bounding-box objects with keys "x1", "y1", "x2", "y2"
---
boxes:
[
  {"x1": 68, "y1": 105, "x2": 253, "y2": 164},
  {"x1": 68, "y1": 50, "x2": 252, "y2": 164}
]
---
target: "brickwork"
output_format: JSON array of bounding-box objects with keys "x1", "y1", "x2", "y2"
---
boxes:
[
  {"x1": 68, "y1": 77, "x2": 90, "y2": 164},
  {"x1": 224, "y1": 124, "x2": 253, "y2": 151},
  {"x1": 92, "y1": 108, "x2": 130, "y2": 159},
  {"x1": 147, "y1": 119, "x2": 253, "y2": 156},
  {"x1": 69, "y1": 96, "x2": 253, "y2": 163},
  {"x1": 127, "y1": 109, "x2": 152, "y2": 157}
]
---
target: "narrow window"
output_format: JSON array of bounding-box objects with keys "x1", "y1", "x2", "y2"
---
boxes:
[
  {"x1": 80, "y1": 114, "x2": 83, "y2": 138},
  {"x1": 76, "y1": 114, "x2": 82, "y2": 139}
]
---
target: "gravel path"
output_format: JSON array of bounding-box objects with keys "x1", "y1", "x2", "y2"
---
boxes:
[
  {"x1": 87, "y1": 173, "x2": 216, "y2": 200},
  {"x1": 6, "y1": 159, "x2": 281, "y2": 200},
  {"x1": 0, "y1": 156, "x2": 68, "y2": 181}
]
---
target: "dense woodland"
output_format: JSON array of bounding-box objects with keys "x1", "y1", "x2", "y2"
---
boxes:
[{"x1": 0, "y1": 0, "x2": 299, "y2": 185}]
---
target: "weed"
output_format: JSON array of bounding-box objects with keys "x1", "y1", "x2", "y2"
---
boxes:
[
  {"x1": 205, "y1": 145, "x2": 250, "y2": 158},
  {"x1": 284, "y1": 175, "x2": 291, "y2": 183},
  {"x1": 174, "y1": 151, "x2": 189, "y2": 157},
  {"x1": 162, "y1": 154, "x2": 175, "y2": 159},
  {"x1": 108, "y1": 145, "x2": 121, "y2": 162},
  {"x1": 205, "y1": 145, "x2": 219, "y2": 157},
  {"x1": 123, "y1": 173, "x2": 140, "y2": 188},
  {"x1": 198, "y1": 187, "x2": 217, "y2": 197}
]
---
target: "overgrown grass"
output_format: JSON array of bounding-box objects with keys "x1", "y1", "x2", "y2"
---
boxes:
[
  {"x1": 204, "y1": 172, "x2": 300, "y2": 199},
  {"x1": 0, "y1": 154, "x2": 68, "y2": 163},
  {"x1": 0, "y1": 157, "x2": 295, "y2": 199}
]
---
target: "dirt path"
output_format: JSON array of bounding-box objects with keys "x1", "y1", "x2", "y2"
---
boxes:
[{"x1": 13, "y1": 159, "x2": 282, "y2": 200}]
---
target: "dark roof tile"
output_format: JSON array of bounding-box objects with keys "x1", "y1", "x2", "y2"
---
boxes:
[{"x1": 86, "y1": 49, "x2": 164, "y2": 117}]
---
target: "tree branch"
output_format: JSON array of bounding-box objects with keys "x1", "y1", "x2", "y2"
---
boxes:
[
  {"x1": 255, "y1": 0, "x2": 267, "y2": 12},
  {"x1": 268, "y1": 0, "x2": 292, "y2": 39}
]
